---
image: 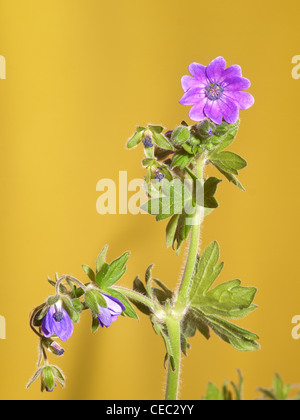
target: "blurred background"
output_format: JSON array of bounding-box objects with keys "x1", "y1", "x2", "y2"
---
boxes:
[{"x1": 0, "y1": 0, "x2": 299, "y2": 400}]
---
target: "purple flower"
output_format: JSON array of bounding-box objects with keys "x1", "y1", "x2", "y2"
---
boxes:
[
  {"x1": 179, "y1": 57, "x2": 254, "y2": 125},
  {"x1": 143, "y1": 136, "x2": 153, "y2": 148},
  {"x1": 154, "y1": 168, "x2": 165, "y2": 182},
  {"x1": 41, "y1": 303, "x2": 73, "y2": 342},
  {"x1": 97, "y1": 294, "x2": 125, "y2": 328}
]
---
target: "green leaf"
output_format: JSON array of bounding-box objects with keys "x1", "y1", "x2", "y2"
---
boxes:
[
  {"x1": 209, "y1": 151, "x2": 247, "y2": 175},
  {"x1": 231, "y1": 370, "x2": 243, "y2": 400},
  {"x1": 202, "y1": 314, "x2": 259, "y2": 351},
  {"x1": 171, "y1": 151, "x2": 194, "y2": 169},
  {"x1": 171, "y1": 126, "x2": 190, "y2": 144},
  {"x1": 82, "y1": 264, "x2": 96, "y2": 282},
  {"x1": 152, "y1": 131, "x2": 173, "y2": 150},
  {"x1": 131, "y1": 276, "x2": 152, "y2": 315},
  {"x1": 204, "y1": 177, "x2": 222, "y2": 209},
  {"x1": 126, "y1": 130, "x2": 144, "y2": 149},
  {"x1": 202, "y1": 383, "x2": 224, "y2": 400},
  {"x1": 273, "y1": 373, "x2": 290, "y2": 400},
  {"x1": 213, "y1": 164, "x2": 245, "y2": 191},
  {"x1": 188, "y1": 242, "x2": 259, "y2": 351},
  {"x1": 97, "y1": 252, "x2": 129, "y2": 288},
  {"x1": 166, "y1": 214, "x2": 180, "y2": 248},
  {"x1": 190, "y1": 241, "x2": 221, "y2": 298},
  {"x1": 95, "y1": 262, "x2": 109, "y2": 287},
  {"x1": 96, "y1": 244, "x2": 109, "y2": 273}
]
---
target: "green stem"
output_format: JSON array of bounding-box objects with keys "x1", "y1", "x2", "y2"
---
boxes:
[
  {"x1": 176, "y1": 159, "x2": 205, "y2": 308},
  {"x1": 165, "y1": 157, "x2": 205, "y2": 400},
  {"x1": 113, "y1": 286, "x2": 157, "y2": 311},
  {"x1": 165, "y1": 317, "x2": 181, "y2": 400}
]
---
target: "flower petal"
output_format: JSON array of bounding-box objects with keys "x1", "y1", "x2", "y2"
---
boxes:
[
  {"x1": 222, "y1": 64, "x2": 242, "y2": 80},
  {"x1": 188, "y1": 62, "x2": 207, "y2": 82},
  {"x1": 219, "y1": 97, "x2": 239, "y2": 124},
  {"x1": 206, "y1": 57, "x2": 227, "y2": 83},
  {"x1": 53, "y1": 309, "x2": 73, "y2": 341},
  {"x1": 189, "y1": 101, "x2": 207, "y2": 121},
  {"x1": 97, "y1": 307, "x2": 112, "y2": 327},
  {"x1": 225, "y1": 91, "x2": 254, "y2": 110},
  {"x1": 181, "y1": 75, "x2": 205, "y2": 92},
  {"x1": 41, "y1": 307, "x2": 55, "y2": 338},
  {"x1": 102, "y1": 294, "x2": 125, "y2": 314},
  {"x1": 179, "y1": 87, "x2": 205, "y2": 105},
  {"x1": 223, "y1": 76, "x2": 251, "y2": 91},
  {"x1": 204, "y1": 100, "x2": 223, "y2": 125}
]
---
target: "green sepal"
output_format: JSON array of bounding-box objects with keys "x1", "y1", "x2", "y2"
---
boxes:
[
  {"x1": 26, "y1": 368, "x2": 42, "y2": 389},
  {"x1": 151, "y1": 131, "x2": 173, "y2": 150},
  {"x1": 42, "y1": 366, "x2": 55, "y2": 392},
  {"x1": 84, "y1": 289, "x2": 107, "y2": 314},
  {"x1": 47, "y1": 295, "x2": 60, "y2": 306},
  {"x1": 50, "y1": 366, "x2": 65, "y2": 388},
  {"x1": 126, "y1": 129, "x2": 144, "y2": 149},
  {"x1": 61, "y1": 295, "x2": 80, "y2": 323}
]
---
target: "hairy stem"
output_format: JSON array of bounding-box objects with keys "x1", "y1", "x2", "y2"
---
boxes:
[
  {"x1": 113, "y1": 286, "x2": 157, "y2": 311},
  {"x1": 165, "y1": 157, "x2": 205, "y2": 400},
  {"x1": 176, "y1": 158, "x2": 205, "y2": 308},
  {"x1": 165, "y1": 317, "x2": 181, "y2": 400}
]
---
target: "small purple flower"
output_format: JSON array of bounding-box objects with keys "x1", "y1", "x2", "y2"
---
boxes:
[
  {"x1": 154, "y1": 168, "x2": 165, "y2": 182},
  {"x1": 41, "y1": 303, "x2": 73, "y2": 342},
  {"x1": 143, "y1": 136, "x2": 153, "y2": 148},
  {"x1": 97, "y1": 294, "x2": 125, "y2": 328},
  {"x1": 179, "y1": 57, "x2": 254, "y2": 125}
]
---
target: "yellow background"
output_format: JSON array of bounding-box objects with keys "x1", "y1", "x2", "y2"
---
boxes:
[{"x1": 0, "y1": 0, "x2": 299, "y2": 400}]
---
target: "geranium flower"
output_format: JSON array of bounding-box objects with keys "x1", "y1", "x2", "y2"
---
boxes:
[
  {"x1": 41, "y1": 302, "x2": 73, "y2": 341},
  {"x1": 97, "y1": 293, "x2": 125, "y2": 328},
  {"x1": 179, "y1": 57, "x2": 254, "y2": 124}
]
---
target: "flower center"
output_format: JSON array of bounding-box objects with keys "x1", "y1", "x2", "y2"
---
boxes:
[
  {"x1": 205, "y1": 83, "x2": 224, "y2": 100},
  {"x1": 53, "y1": 311, "x2": 64, "y2": 322}
]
